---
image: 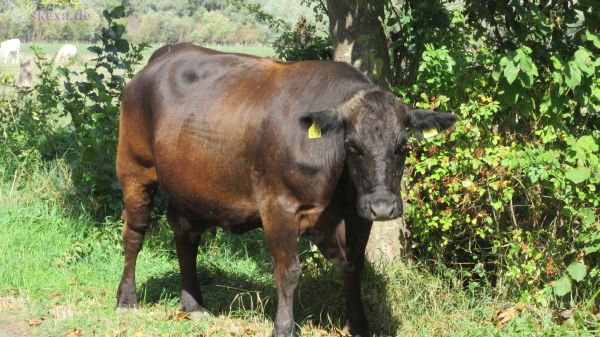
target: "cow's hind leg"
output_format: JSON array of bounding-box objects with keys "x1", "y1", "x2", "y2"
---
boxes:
[
  {"x1": 116, "y1": 168, "x2": 157, "y2": 308},
  {"x1": 167, "y1": 204, "x2": 208, "y2": 313}
]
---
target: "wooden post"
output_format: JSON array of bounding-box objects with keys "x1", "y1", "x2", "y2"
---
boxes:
[{"x1": 18, "y1": 58, "x2": 33, "y2": 88}]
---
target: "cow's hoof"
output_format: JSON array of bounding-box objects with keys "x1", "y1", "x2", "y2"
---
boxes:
[
  {"x1": 182, "y1": 299, "x2": 207, "y2": 314},
  {"x1": 116, "y1": 289, "x2": 138, "y2": 309},
  {"x1": 270, "y1": 327, "x2": 296, "y2": 337},
  {"x1": 116, "y1": 300, "x2": 139, "y2": 309},
  {"x1": 188, "y1": 309, "x2": 212, "y2": 321},
  {"x1": 343, "y1": 321, "x2": 371, "y2": 337}
]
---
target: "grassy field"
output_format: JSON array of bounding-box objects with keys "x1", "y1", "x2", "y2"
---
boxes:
[
  {"x1": 0, "y1": 160, "x2": 596, "y2": 337},
  {"x1": 0, "y1": 42, "x2": 274, "y2": 80}
]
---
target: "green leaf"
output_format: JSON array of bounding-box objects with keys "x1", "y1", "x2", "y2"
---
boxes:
[
  {"x1": 565, "y1": 167, "x2": 591, "y2": 184},
  {"x1": 517, "y1": 48, "x2": 538, "y2": 80},
  {"x1": 579, "y1": 208, "x2": 596, "y2": 226},
  {"x1": 504, "y1": 61, "x2": 520, "y2": 85},
  {"x1": 115, "y1": 39, "x2": 130, "y2": 53},
  {"x1": 552, "y1": 276, "x2": 572, "y2": 296},
  {"x1": 87, "y1": 46, "x2": 102, "y2": 54},
  {"x1": 576, "y1": 135, "x2": 599, "y2": 152},
  {"x1": 585, "y1": 30, "x2": 600, "y2": 49},
  {"x1": 57, "y1": 67, "x2": 69, "y2": 77},
  {"x1": 567, "y1": 262, "x2": 587, "y2": 281},
  {"x1": 574, "y1": 48, "x2": 594, "y2": 76},
  {"x1": 551, "y1": 55, "x2": 565, "y2": 70},
  {"x1": 565, "y1": 63, "x2": 582, "y2": 89},
  {"x1": 519, "y1": 96, "x2": 535, "y2": 115},
  {"x1": 501, "y1": 84, "x2": 520, "y2": 105}
]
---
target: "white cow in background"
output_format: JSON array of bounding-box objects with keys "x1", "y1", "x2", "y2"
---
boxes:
[
  {"x1": 56, "y1": 44, "x2": 77, "y2": 63},
  {"x1": 0, "y1": 39, "x2": 20, "y2": 64}
]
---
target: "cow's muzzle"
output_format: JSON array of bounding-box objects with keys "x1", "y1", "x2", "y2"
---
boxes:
[{"x1": 357, "y1": 192, "x2": 402, "y2": 221}]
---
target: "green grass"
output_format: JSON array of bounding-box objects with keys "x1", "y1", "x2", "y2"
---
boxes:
[
  {"x1": 0, "y1": 160, "x2": 597, "y2": 336},
  {"x1": 0, "y1": 42, "x2": 274, "y2": 82}
]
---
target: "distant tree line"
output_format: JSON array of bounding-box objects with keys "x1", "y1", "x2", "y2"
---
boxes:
[{"x1": 0, "y1": 0, "x2": 296, "y2": 44}]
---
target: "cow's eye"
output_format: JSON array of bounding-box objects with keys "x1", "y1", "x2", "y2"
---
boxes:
[{"x1": 345, "y1": 140, "x2": 364, "y2": 156}]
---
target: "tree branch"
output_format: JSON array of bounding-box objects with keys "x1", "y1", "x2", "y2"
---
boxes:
[{"x1": 318, "y1": 0, "x2": 328, "y2": 16}]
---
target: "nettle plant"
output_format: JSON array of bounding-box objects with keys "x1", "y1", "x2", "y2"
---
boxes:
[
  {"x1": 0, "y1": 47, "x2": 65, "y2": 168},
  {"x1": 59, "y1": 5, "x2": 148, "y2": 214},
  {"x1": 400, "y1": 6, "x2": 599, "y2": 307}
]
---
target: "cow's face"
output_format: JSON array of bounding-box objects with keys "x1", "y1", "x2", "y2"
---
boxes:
[{"x1": 301, "y1": 89, "x2": 457, "y2": 221}]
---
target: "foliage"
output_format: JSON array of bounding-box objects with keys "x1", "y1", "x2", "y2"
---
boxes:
[
  {"x1": 0, "y1": 47, "x2": 66, "y2": 170},
  {"x1": 230, "y1": 0, "x2": 289, "y2": 32},
  {"x1": 390, "y1": 1, "x2": 600, "y2": 312},
  {"x1": 0, "y1": 6, "x2": 148, "y2": 215},
  {"x1": 58, "y1": 5, "x2": 149, "y2": 214},
  {"x1": 273, "y1": 16, "x2": 331, "y2": 61}
]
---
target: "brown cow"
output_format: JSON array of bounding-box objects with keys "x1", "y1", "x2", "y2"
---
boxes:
[{"x1": 116, "y1": 43, "x2": 457, "y2": 336}]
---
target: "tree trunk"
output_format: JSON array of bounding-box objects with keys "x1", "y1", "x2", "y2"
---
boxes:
[
  {"x1": 326, "y1": 0, "x2": 391, "y2": 87},
  {"x1": 326, "y1": 0, "x2": 411, "y2": 263}
]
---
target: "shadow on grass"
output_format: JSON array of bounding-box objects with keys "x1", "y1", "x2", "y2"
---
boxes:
[{"x1": 139, "y1": 230, "x2": 401, "y2": 335}]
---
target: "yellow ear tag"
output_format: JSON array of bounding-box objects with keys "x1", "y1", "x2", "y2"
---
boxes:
[
  {"x1": 422, "y1": 128, "x2": 438, "y2": 139},
  {"x1": 308, "y1": 122, "x2": 322, "y2": 139}
]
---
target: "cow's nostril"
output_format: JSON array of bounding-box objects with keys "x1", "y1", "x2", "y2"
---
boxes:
[{"x1": 370, "y1": 200, "x2": 395, "y2": 219}]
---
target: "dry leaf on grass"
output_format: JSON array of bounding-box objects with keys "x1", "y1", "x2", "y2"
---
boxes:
[
  {"x1": 112, "y1": 328, "x2": 127, "y2": 336},
  {"x1": 65, "y1": 327, "x2": 83, "y2": 337},
  {"x1": 554, "y1": 308, "x2": 575, "y2": 322},
  {"x1": 129, "y1": 330, "x2": 146, "y2": 337},
  {"x1": 0, "y1": 296, "x2": 27, "y2": 312},
  {"x1": 494, "y1": 302, "x2": 526, "y2": 328},
  {"x1": 50, "y1": 305, "x2": 73, "y2": 321},
  {"x1": 27, "y1": 317, "x2": 44, "y2": 326},
  {"x1": 168, "y1": 310, "x2": 190, "y2": 321}
]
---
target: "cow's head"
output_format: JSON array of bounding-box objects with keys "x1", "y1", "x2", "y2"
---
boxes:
[{"x1": 301, "y1": 89, "x2": 457, "y2": 221}]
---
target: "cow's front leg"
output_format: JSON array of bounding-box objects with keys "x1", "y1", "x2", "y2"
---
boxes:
[
  {"x1": 262, "y1": 203, "x2": 300, "y2": 337},
  {"x1": 342, "y1": 214, "x2": 373, "y2": 337}
]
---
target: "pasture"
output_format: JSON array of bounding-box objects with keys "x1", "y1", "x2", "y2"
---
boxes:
[
  {"x1": 0, "y1": 42, "x2": 274, "y2": 81},
  {"x1": 0, "y1": 161, "x2": 510, "y2": 337}
]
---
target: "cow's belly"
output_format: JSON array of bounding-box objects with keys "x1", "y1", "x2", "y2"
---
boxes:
[
  {"x1": 153, "y1": 120, "x2": 260, "y2": 231},
  {"x1": 158, "y1": 170, "x2": 261, "y2": 231}
]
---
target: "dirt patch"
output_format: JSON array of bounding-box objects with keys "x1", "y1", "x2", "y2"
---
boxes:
[{"x1": 0, "y1": 296, "x2": 35, "y2": 337}]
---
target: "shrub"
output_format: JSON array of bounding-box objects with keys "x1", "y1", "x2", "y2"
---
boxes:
[
  {"x1": 0, "y1": 47, "x2": 66, "y2": 170},
  {"x1": 59, "y1": 5, "x2": 149, "y2": 214},
  {"x1": 0, "y1": 6, "x2": 149, "y2": 215},
  {"x1": 396, "y1": 5, "x2": 599, "y2": 308},
  {"x1": 273, "y1": 16, "x2": 331, "y2": 61}
]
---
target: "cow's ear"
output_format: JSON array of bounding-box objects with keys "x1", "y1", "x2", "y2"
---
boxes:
[
  {"x1": 299, "y1": 109, "x2": 344, "y2": 136},
  {"x1": 407, "y1": 109, "x2": 458, "y2": 139}
]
